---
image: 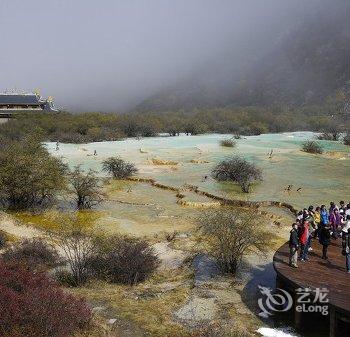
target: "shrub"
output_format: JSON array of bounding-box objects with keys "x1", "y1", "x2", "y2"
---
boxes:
[
  {"x1": 344, "y1": 132, "x2": 350, "y2": 146},
  {"x1": 68, "y1": 165, "x2": 104, "y2": 209},
  {"x1": 247, "y1": 122, "x2": 268, "y2": 135},
  {"x1": 2, "y1": 239, "x2": 60, "y2": 271},
  {"x1": 0, "y1": 140, "x2": 67, "y2": 210},
  {"x1": 54, "y1": 268, "x2": 79, "y2": 287},
  {"x1": 301, "y1": 140, "x2": 324, "y2": 154},
  {"x1": 317, "y1": 133, "x2": 333, "y2": 140},
  {"x1": 220, "y1": 139, "x2": 236, "y2": 147},
  {"x1": 102, "y1": 156, "x2": 138, "y2": 179},
  {"x1": 198, "y1": 209, "x2": 271, "y2": 275},
  {"x1": 0, "y1": 230, "x2": 8, "y2": 248},
  {"x1": 0, "y1": 261, "x2": 91, "y2": 337},
  {"x1": 89, "y1": 235, "x2": 160, "y2": 285},
  {"x1": 212, "y1": 156, "x2": 262, "y2": 193}
]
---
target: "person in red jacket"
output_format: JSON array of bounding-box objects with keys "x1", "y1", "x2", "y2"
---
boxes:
[{"x1": 298, "y1": 221, "x2": 310, "y2": 261}]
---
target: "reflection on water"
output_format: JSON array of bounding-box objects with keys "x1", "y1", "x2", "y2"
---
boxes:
[
  {"x1": 46, "y1": 132, "x2": 350, "y2": 210},
  {"x1": 243, "y1": 257, "x2": 329, "y2": 337}
]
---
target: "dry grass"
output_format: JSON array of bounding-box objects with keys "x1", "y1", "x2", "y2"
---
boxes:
[
  {"x1": 220, "y1": 139, "x2": 236, "y2": 148},
  {"x1": 73, "y1": 315, "x2": 118, "y2": 337},
  {"x1": 70, "y1": 266, "x2": 192, "y2": 336},
  {"x1": 13, "y1": 210, "x2": 104, "y2": 231},
  {"x1": 104, "y1": 179, "x2": 136, "y2": 196},
  {"x1": 0, "y1": 229, "x2": 17, "y2": 243},
  {"x1": 72, "y1": 278, "x2": 190, "y2": 337}
]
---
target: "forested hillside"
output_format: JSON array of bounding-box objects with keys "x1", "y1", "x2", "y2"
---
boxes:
[{"x1": 136, "y1": 0, "x2": 350, "y2": 114}]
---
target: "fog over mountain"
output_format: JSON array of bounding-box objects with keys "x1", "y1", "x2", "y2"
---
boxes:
[{"x1": 0, "y1": 0, "x2": 348, "y2": 112}]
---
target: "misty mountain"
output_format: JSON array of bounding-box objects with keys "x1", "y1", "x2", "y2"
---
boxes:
[{"x1": 135, "y1": 1, "x2": 350, "y2": 112}]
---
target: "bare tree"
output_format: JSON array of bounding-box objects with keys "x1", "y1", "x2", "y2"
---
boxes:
[
  {"x1": 68, "y1": 165, "x2": 104, "y2": 209},
  {"x1": 318, "y1": 122, "x2": 342, "y2": 141},
  {"x1": 198, "y1": 208, "x2": 272, "y2": 275},
  {"x1": 212, "y1": 156, "x2": 262, "y2": 193},
  {"x1": 49, "y1": 215, "x2": 97, "y2": 286}
]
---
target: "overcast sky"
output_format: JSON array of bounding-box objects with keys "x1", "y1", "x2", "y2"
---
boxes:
[{"x1": 0, "y1": 0, "x2": 326, "y2": 111}]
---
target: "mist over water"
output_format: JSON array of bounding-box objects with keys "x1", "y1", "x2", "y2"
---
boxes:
[{"x1": 0, "y1": 0, "x2": 335, "y2": 111}]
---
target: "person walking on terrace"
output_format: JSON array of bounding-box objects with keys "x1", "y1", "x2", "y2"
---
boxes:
[{"x1": 289, "y1": 223, "x2": 299, "y2": 268}]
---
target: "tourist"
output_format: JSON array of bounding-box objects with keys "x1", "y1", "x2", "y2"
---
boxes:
[
  {"x1": 342, "y1": 215, "x2": 350, "y2": 232},
  {"x1": 94, "y1": 150, "x2": 97, "y2": 156},
  {"x1": 56, "y1": 141, "x2": 59, "y2": 151},
  {"x1": 320, "y1": 205, "x2": 329, "y2": 225},
  {"x1": 306, "y1": 207, "x2": 315, "y2": 251},
  {"x1": 329, "y1": 208, "x2": 342, "y2": 238},
  {"x1": 290, "y1": 202, "x2": 350, "y2": 266},
  {"x1": 302, "y1": 208, "x2": 309, "y2": 222},
  {"x1": 299, "y1": 221, "x2": 309, "y2": 261},
  {"x1": 345, "y1": 203, "x2": 350, "y2": 218},
  {"x1": 339, "y1": 201, "x2": 346, "y2": 217},
  {"x1": 341, "y1": 220, "x2": 350, "y2": 273},
  {"x1": 289, "y1": 223, "x2": 299, "y2": 268},
  {"x1": 319, "y1": 223, "x2": 331, "y2": 260},
  {"x1": 329, "y1": 201, "x2": 337, "y2": 214},
  {"x1": 314, "y1": 206, "x2": 321, "y2": 237},
  {"x1": 296, "y1": 211, "x2": 303, "y2": 223}
]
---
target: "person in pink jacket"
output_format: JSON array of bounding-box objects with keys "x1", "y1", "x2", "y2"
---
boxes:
[{"x1": 329, "y1": 208, "x2": 342, "y2": 238}]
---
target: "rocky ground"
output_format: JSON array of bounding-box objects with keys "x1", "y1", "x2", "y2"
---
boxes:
[{"x1": 0, "y1": 198, "x2": 293, "y2": 337}]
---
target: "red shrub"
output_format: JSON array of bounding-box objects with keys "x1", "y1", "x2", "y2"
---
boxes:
[{"x1": 0, "y1": 261, "x2": 92, "y2": 337}]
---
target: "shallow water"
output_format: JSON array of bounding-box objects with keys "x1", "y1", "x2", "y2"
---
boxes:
[
  {"x1": 44, "y1": 133, "x2": 347, "y2": 336},
  {"x1": 46, "y1": 132, "x2": 350, "y2": 210}
]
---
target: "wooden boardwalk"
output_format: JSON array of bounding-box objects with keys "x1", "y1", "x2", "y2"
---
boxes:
[{"x1": 273, "y1": 239, "x2": 350, "y2": 336}]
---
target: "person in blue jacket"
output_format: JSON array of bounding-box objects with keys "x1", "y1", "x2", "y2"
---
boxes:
[{"x1": 320, "y1": 205, "x2": 329, "y2": 225}]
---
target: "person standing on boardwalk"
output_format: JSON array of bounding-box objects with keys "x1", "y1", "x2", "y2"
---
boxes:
[
  {"x1": 314, "y1": 206, "x2": 321, "y2": 237},
  {"x1": 306, "y1": 206, "x2": 316, "y2": 251},
  {"x1": 320, "y1": 205, "x2": 329, "y2": 226},
  {"x1": 345, "y1": 203, "x2": 350, "y2": 218},
  {"x1": 299, "y1": 221, "x2": 309, "y2": 261},
  {"x1": 339, "y1": 201, "x2": 346, "y2": 217},
  {"x1": 329, "y1": 201, "x2": 337, "y2": 214},
  {"x1": 289, "y1": 223, "x2": 299, "y2": 268},
  {"x1": 341, "y1": 219, "x2": 350, "y2": 273},
  {"x1": 319, "y1": 223, "x2": 331, "y2": 260},
  {"x1": 329, "y1": 208, "x2": 342, "y2": 238}
]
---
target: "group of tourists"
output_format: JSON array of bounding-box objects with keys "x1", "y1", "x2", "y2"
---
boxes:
[{"x1": 289, "y1": 201, "x2": 350, "y2": 273}]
